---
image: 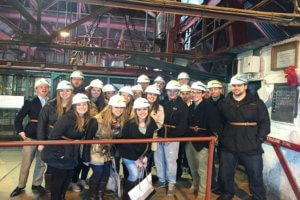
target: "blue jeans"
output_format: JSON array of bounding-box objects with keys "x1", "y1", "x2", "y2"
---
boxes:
[
  {"x1": 90, "y1": 162, "x2": 111, "y2": 183},
  {"x1": 123, "y1": 158, "x2": 144, "y2": 182},
  {"x1": 154, "y1": 142, "x2": 179, "y2": 185},
  {"x1": 219, "y1": 151, "x2": 265, "y2": 200}
]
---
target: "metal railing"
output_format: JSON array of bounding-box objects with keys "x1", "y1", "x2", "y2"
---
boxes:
[{"x1": 0, "y1": 136, "x2": 216, "y2": 200}]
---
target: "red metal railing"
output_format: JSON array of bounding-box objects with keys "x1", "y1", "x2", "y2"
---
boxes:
[
  {"x1": 266, "y1": 136, "x2": 300, "y2": 199},
  {"x1": 0, "y1": 136, "x2": 216, "y2": 200}
]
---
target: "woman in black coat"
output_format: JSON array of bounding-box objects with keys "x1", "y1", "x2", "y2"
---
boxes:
[
  {"x1": 37, "y1": 80, "x2": 73, "y2": 193},
  {"x1": 42, "y1": 93, "x2": 98, "y2": 200},
  {"x1": 118, "y1": 97, "x2": 158, "y2": 200}
]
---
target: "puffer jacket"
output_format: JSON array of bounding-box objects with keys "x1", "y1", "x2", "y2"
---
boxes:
[
  {"x1": 218, "y1": 92, "x2": 270, "y2": 154},
  {"x1": 42, "y1": 110, "x2": 98, "y2": 169}
]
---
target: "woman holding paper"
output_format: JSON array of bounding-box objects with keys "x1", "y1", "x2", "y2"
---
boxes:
[{"x1": 118, "y1": 97, "x2": 158, "y2": 200}]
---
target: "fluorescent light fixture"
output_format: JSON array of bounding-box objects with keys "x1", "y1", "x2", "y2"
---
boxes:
[{"x1": 60, "y1": 31, "x2": 70, "y2": 37}]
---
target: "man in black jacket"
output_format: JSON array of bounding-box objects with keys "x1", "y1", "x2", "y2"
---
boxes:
[
  {"x1": 11, "y1": 78, "x2": 49, "y2": 197},
  {"x1": 207, "y1": 79, "x2": 224, "y2": 193},
  {"x1": 217, "y1": 75, "x2": 270, "y2": 200},
  {"x1": 154, "y1": 80, "x2": 188, "y2": 196},
  {"x1": 185, "y1": 81, "x2": 222, "y2": 200}
]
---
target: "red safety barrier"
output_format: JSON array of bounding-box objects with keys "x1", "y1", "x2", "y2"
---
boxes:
[
  {"x1": 266, "y1": 136, "x2": 300, "y2": 199},
  {"x1": 0, "y1": 136, "x2": 216, "y2": 200}
]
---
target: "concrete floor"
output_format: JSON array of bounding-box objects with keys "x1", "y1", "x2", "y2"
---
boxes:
[{"x1": 0, "y1": 147, "x2": 254, "y2": 200}]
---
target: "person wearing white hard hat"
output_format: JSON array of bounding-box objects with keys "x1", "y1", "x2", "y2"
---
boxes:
[
  {"x1": 119, "y1": 86, "x2": 134, "y2": 121},
  {"x1": 118, "y1": 98, "x2": 158, "y2": 200},
  {"x1": 70, "y1": 70, "x2": 85, "y2": 94},
  {"x1": 131, "y1": 84, "x2": 143, "y2": 100},
  {"x1": 11, "y1": 78, "x2": 50, "y2": 197},
  {"x1": 71, "y1": 81, "x2": 105, "y2": 193},
  {"x1": 137, "y1": 74, "x2": 150, "y2": 92},
  {"x1": 154, "y1": 76, "x2": 167, "y2": 102},
  {"x1": 185, "y1": 81, "x2": 222, "y2": 200},
  {"x1": 177, "y1": 72, "x2": 190, "y2": 86},
  {"x1": 180, "y1": 84, "x2": 192, "y2": 106},
  {"x1": 145, "y1": 85, "x2": 164, "y2": 173},
  {"x1": 86, "y1": 79, "x2": 106, "y2": 116},
  {"x1": 207, "y1": 80, "x2": 224, "y2": 105},
  {"x1": 206, "y1": 79, "x2": 225, "y2": 194},
  {"x1": 154, "y1": 80, "x2": 188, "y2": 196},
  {"x1": 43, "y1": 93, "x2": 98, "y2": 200},
  {"x1": 36, "y1": 80, "x2": 73, "y2": 195},
  {"x1": 217, "y1": 74, "x2": 270, "y2": 200},
  {"x1": 102, "y1": 84, "x2": 116, "y2": 101},
  {"x1": 82, "y1": 95, "x2": 127, "y2": 199}
]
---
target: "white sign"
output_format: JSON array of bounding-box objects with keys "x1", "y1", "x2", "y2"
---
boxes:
[
  {"x1": 276, "y1": 49, "x2": 295, "y2": 69},
  {"x1": 0, "y1": 95, "x2": 24, "y2": 109}
]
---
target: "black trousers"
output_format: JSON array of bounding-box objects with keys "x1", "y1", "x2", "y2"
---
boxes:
[
  {"x1": 219, "y1": 151, "x2": 266, "y2": 200},
  {"x1": 48, "y1": 166, "x2": 73, "y2": 200},
  {"x1": 72, "y1": 157, "x2": 90, "y2": 183}
]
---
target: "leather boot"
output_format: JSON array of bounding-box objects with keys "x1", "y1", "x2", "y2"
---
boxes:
[
  {"x1": 89, "y1": 178, "x2": 100, "y2": 200},
  {"x1": 98, "y1": 174, "x2": 109, "y2": 199},
  {"x1": 123, "y1": 180, "x2": 136, "y2": 200}
]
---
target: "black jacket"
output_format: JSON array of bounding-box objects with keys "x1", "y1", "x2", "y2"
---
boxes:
[
  {"x1": 42, "y1": 110, "x2": 98, "y2": 169},
  {"x1": 186, "y1": 99, "x2": 222, "y2": 151},
  {"x1": 209, "y1": 94, "x2": 224, "y2": 107},
  {"x1": 158, "y1": 96, "x2": 188, "y2": 138},
  {"x1": 15, "y1": 97, "x2": 42, "y2": 139},
  {"x1": 218, "y1": 92, "x2": 270, "y2": 154},
  {"x1": 37, "y1": 99, "x2": 62, "y2": 140},
  {"x1": 73, "y1": 86, "x2": 86, "y2": 94},
  {"x1": 118, "y1": 118, "x2": 158, "y2": 161}
]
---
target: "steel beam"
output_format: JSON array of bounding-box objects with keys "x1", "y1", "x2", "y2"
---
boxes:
[
  {"x1": 0, "y1": 15, "x2": 24, "y2": 35},
  {"x1": 51, "y1": 7, "x2": 112, "y2": 38},
  {"x1": 0, "y1": 39, "x2": 198, "y2": 59},
  {"x1": 74, "y1": 0, "x2": 300, "y2": 26},
  {"x1": 195, "y1": 0, "x2": 272, "y2": 48},
  {"x1": 7, "y1": 0, "x2": 50, "y2": 35}
]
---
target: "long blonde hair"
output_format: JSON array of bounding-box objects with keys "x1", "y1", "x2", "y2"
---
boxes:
[
  {"x1": 134, "y1": 107, "x2": 151, "y2": 127},
  {"x1": 56, "y1": 91, "x2": 73, "y2": 116},
  {"x1": 73, "y1": 103, "x2": 91, "y2": 132},
  {"x1": 95, "y1": 106, "x2": 126, "y2": 137}
]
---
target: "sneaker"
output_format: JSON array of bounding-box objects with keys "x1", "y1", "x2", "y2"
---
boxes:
[
  {"x1": 154, "y1": 181, "x2": 167, "y2": 189},
  {"x1": 70, "y1": 182, "x2": 81, "y2": 192},
  {"x1": 79, "y1": 180, "x2": 89, "y2": 190},
  {"x1": 167, "y1": 185, "x2": 176, "y2": 196}
]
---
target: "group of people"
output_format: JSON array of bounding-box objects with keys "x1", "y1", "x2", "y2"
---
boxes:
[{"x1": 10, "y1": 70, "x2": 270, "y2": 200}]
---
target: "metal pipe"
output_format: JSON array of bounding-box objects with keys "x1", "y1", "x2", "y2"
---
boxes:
[{"x1": 0, "y1": 137, "x2": 216, "y2": 146}]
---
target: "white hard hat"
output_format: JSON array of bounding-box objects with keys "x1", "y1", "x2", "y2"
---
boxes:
[
  {"x1": 56, "y1": 80, "x2": 73, "y2": 90},
  {"x1": 133, "y1": 97, "x2": 150, "y2": 109},
  {"x1": 119, "y1": 86, "x2": 133, "y2": 96},
  {"x1": 102, "y1": 84, "x2": 116, "y2": 93},
  {"x1": 177, "y1": 72, "x2": 190, "y2": 80},
  {"x1": 137, "y1": 74, "x2": 150, "y2": 83},
  {"x1": 145, "y1": 84, "x2": 161, "y2": 95},
  {"x1": 86, "y1": 79, "x2": 103, "y2": 90},
  {"x1": 131, "y1": 84, "x2": 143, "y2": 92},
  {"x1": 70, "y1": 70, "x2": 84, "y2": 79},
  {"x1": 166, "y1": 80, "x2": 181, "y2": 90},
  {"x1": 180, "y1": 84, "x2": 191, "y2": 92},
  {"x1": 34, "y1": 78, "x2": 50, "y2": 88},
  {"x1": 191, "y1": 81, "x2": 206, "y2": 91},
  {"x1": 108, "y1": 95, "x2": 126, "y2": 107},
  {"x1": 207, "y1": 80, "x2": 223, "y2": 89},
  {"x1": 230, "y1": 74, "x2": 248, "y2": 85},
  {"x1": 72, "y1": 93, "x2": 90, "y2": 105},
  {"x1": 154, "y1": 76, "x2": 165, "y2": 83}
]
